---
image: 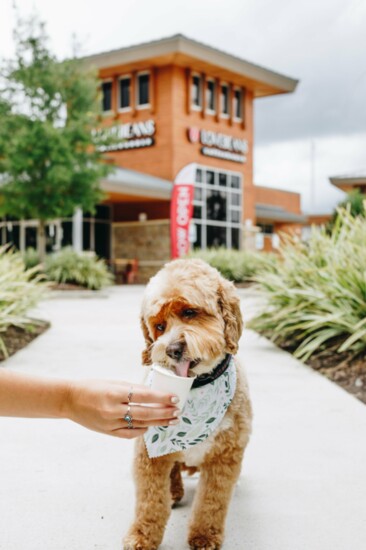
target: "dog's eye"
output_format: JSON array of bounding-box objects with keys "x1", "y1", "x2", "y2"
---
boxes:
[
  {"x1": 182, "y1": 309, "x2": 197, "y2": 319},
  {"x1": 156, "y1": 323, "x2": 165, "y2": 332}
]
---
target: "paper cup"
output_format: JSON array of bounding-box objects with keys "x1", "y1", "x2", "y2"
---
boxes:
[{"x1": 150, "y1": 364, "x2": 196, "y2": 411}]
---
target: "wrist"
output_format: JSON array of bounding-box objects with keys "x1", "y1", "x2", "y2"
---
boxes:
[{"x1": 58, "y1": 379, "x2": 75, "y2": 420}]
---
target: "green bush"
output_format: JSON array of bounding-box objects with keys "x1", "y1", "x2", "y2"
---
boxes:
[
  {"x1": 0, "y1": 246, "x2": 46, "y2": 355},
  {"x1": 249, "y1": 209, "x2": 366, "y2": 360},
  {"x1": 22, "y1": 247, "x2": 41, "y2": 270},
  {"x1": 188, "y1": 247, "x2": 278, "y2": 282},
  {"x1": 45, "y1": 247, "x2": 113, "y2": 290}
]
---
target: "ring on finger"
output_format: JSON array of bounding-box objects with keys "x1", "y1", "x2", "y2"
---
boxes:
[
  {"x1": 123, "y1": 403, "x2": 133, "y2": 429},
  {"x1": 127, "y1": 386, "x2": 133, "y2": 404}
]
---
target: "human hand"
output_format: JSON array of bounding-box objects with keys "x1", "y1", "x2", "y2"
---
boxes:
[{"x1": 63, "y1": 379, "x2": 180, "y2": 438}]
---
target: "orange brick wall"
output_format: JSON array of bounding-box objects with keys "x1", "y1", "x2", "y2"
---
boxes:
[
  {"x1": 98, "y1": 64, "x2": 255, "y2": 223},
  {"x1": 255, "y1": 186, "x2": 301, "y2": 214}
]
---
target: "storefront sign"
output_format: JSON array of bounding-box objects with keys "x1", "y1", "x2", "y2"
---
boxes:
[
  {"x1": 171, "y1": 164, "x2": 196, "y2": 259},
  {"x1": 187, "y1": 127, "x2": 248, "y2": 163},
  {"x1": 94, "y1": 120, "x2": 156, "y2": 152}
]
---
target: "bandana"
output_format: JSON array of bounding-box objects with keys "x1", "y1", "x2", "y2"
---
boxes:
[{"x1": 144, "y1": 356, "x2": 237, "y2": 458}]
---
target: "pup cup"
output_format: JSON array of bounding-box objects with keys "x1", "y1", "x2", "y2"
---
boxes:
[{"x1": 150, "y1": 364, "x2": 196, "y2": 411}]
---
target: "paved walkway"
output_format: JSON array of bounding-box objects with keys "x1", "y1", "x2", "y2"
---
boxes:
[{"x1": 1, "y1": 287, "x2": 366, "y2": 550}]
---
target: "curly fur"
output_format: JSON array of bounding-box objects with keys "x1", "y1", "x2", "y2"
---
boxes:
[{"x1": 123, "y1": 259, "x2": 252, "y2": 550}]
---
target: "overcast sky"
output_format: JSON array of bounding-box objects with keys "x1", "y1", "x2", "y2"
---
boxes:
[{"x1": 2, "y1": 0, "x2": 366, "y2": 214}]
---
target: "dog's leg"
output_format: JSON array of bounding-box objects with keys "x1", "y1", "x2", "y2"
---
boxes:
[
  {"x1": 170, "y1": 461, "x2": 184, "y2": 507},
  {"x1": 187, "y1": 433, "x2": 248, "y2": 550},
  {"x1": 123, "y1": 438, "x2": 176, "y2": 550}
]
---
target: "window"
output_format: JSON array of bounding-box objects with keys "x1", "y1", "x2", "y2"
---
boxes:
[
  {"x1": 119, "y1": 76, "x2": 131, "y2": 110},
  {"x1": 206, "y1": 79, "x2": 216, "y2": 113},
  {"x1": 233, "y1": 88, "x2": 242, "y2": 120},
  {"x1": 220, "y1": 84, "x2": 229, "y2": 116},
  {"x1": 191, "y1": 74, "x2": 202, "y2": 109},
  {"x1": 191, "y1": 165, "x2": 243, "y2": 250},
  {"x1": 101, "y1": 81, "x2": 112, "y2": 112},
  {"x1": 137, "y1": 73, "x2": 150, "y2": 107}
]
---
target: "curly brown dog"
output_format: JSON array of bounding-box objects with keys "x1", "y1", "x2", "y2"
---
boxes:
[{"x1": 123, "y1": 259, "x2": 252, "y2": 550}]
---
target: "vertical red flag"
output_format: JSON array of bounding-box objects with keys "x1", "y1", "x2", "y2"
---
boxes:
[{"x1": 170, "y1": 163, "x2": 197, "y2": 259}]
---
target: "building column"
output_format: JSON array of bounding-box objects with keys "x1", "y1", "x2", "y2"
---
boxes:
[{"x1": 72, "y1": 207, "x2": 83, "y2": 253}]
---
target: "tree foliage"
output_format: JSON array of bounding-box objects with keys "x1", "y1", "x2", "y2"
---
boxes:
[{"x1": 0, "y1": 14, "x2": 114, "y2": 257}]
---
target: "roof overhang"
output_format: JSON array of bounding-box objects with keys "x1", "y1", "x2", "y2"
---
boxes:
[
  {"x1": 329, "y1": 174, "x2": 366, "y2": 189},
  {"x1": 82, "y1": 34, "x2": 298, "y2": 98},
  {"x1": 101, "y1": 167, "x2": 172, "y2": 201},
  {"x1": 256, "y1": 203, "x2": 307, "y2": 224}
]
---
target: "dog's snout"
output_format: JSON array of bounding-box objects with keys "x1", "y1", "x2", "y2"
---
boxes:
[{"x1": 166, "y1": 342, "x2": 185, "y2": 361}]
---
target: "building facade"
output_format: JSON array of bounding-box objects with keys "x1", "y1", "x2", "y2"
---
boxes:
[{"x1": 1, "y1": 35, "x2": 304, "y2": 280}]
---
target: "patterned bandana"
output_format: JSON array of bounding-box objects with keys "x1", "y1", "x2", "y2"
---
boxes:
[{"x1": 144, "y1": 356, "x2": 237, "y2": 458}]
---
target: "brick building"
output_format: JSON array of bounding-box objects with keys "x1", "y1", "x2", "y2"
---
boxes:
[{"x1": 1, "y1": 34, "x2": 305, "y2": 280}]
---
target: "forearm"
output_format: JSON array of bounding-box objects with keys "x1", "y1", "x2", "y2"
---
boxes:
[{"x1": 0, "y1": 370, "x2": 69, "y2": 419}]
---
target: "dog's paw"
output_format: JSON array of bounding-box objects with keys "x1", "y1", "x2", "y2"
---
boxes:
[
  {"x1": 188, "y1": 530, "x2": 223, "y2": 550},
  {"x1": 123, "y1": 533, "x2": 158, "y2": 550}
]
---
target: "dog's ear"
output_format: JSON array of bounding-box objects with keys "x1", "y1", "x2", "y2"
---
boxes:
[
  {"x1": 217, "y1": 278, "x2": 243, "y2": 354},
  {"x1": 140, "y1": 315, "x2": 153, "y2": 366}
]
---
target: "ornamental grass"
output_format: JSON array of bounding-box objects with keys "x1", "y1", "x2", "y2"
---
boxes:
[
  {"x1": 188, "y1": 247, "x2": 278, "y2": 283},
  {"x1": 249, "y1": 209, "x2": 366, "y2": 360},
  {"x1": 45, "y1": 247, "x2": 113, "y2": 290},
  {"x1": 0, "y1": 246, "x2": 47, "y2": 356}
]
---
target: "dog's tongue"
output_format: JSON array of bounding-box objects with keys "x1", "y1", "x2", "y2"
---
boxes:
[{"x1": 175, "y1": 360, "x2": 190, "y2": 377}]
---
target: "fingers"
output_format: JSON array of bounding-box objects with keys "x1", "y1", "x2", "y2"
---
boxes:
[
  {"x1": 115, "y1": 417, "x2": 179, "y2": 430},
  {"x1": 125, "y1": 403, "x2": 180, "y2": 421},
  {"x1": 112, "y1": 427, "x2": 147, "y2": 439},
  {"x1": 124, "y1": 384, "x2": 179, "y2": 406}
]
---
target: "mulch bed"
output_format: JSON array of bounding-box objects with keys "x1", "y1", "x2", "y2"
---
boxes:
[
  {"x1": 278, "y1": 339, "x2": 366, "y2": 405},
  {"x1": 0, "y1": 322, "x2": 50, "y2": 362},
  {"x1": 49, "y1": 282, "x2": 89, "y2": 291}
]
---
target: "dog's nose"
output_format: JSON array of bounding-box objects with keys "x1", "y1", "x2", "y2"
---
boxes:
[{"x1": 166, "y1": 342, "x2": 184, "y2": 361}]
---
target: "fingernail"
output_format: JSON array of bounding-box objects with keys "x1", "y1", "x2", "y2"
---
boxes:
[
  {"x1": 173, "y1": 410, "x2": 180, "y2": 417},
  {"x1": 171, "y1": 396, "x2": 179, "y2": 404},
  {"x1": 169, "y1": 420, "x2": 179, "y2": 425}
]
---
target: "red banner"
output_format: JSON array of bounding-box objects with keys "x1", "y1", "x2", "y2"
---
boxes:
[{"x1": 170, "y1": 184, "x2": 194, "y2": 258}]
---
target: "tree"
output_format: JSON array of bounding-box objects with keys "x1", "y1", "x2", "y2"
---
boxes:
[
  {"x1": 328, "y1": 189, "x2": 366, "y2": 232},
  {"x1": 0, "y1": 14, "x2": 114, "y2": 260}
]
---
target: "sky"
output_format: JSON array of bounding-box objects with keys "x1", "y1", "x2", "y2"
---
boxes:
[{"x1": 1, "y1": 0, "x2": 366, "y2": 214}]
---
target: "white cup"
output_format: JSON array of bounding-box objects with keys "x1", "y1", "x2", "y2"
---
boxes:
[{"x1": 150, "y1": 364, "x2": 196, "y2": 411}]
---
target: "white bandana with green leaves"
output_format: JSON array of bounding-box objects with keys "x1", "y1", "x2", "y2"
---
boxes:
[{"x1": 144, "y1": 357, "x2": 236, "y2": 458}]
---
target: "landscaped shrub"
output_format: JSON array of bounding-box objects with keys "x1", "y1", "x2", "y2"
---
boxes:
[
  {"x1": 249, "y1": 209, "x2": 366, "y2": 360},
  {"x1": 44, "y1": 247, "x2": 113, "y2": 290},
  {"x1": 0, "y1": 246, "x2": 46, "y2": 355},
  {"x1": 22, "y1": 247, "x2": 41, "y2": 270},
  {"x1": 188, "y1": 247, "x2": 278, "y2": 282}
]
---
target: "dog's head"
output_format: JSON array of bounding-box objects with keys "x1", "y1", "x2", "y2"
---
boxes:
[{"x1": 140, "y1": 259, "x2": 243, "y2": 377}]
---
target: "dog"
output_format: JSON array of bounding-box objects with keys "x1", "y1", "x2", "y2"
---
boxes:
[{"x1": 123, "y1": 259, "x2": 252, "y2": 550}]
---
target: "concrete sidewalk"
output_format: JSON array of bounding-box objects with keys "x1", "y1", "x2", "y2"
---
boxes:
[{"x1": 0, "y1": 287, "x2": 366, "y2": 550}]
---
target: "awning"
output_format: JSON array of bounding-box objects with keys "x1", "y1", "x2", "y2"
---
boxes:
[
  {"x1": 256, "y1": 203, "x2": 308, "y2": 224},
  {"x1": 101, "y1": 167, "x2": 172, "y2": 200},
  {"x1": 329, "y1": 173, "x2": 366, "y2": 189}
]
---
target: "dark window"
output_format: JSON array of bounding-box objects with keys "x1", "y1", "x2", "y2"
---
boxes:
[
  {"x1": 206, "y1": 171, "x2": 215, "y2": 185},
  {"x1": 206, "y1": 190, "x2": 227, "y2": 221},
  {"x1": 119, "y1": 77, "x2": 131, "y2": 109},
  {"x1": 61, "y1": 222, "x2": 73, "y2": 247},
  {"x1": 137, "y1": 73, "x2": 150, "y2": 106},
  {"x1": 258, "y1": 223, "x2": 274, "y2": 235},
  {"x1": 193, "y1": 223, "x2": 202, "y2": 249},
  {"x1": 193, "y1": 204, "x2": 202, "y2": 219},
  {"x1": 221, "y1": 84, "x2": 229, "y2": 115},
  {"x1": 206, "y1": 80, "x2": 215, "y2": 112},
  {"x1": 233, "y1": 88, "x2": 242, "y2": 119},
  {"x1": 101, "y1": 81, "x2": 112, "y2": 112},
  {"x1": 207, "y1": 225, "x2": 226, "y2": 248},
  {"x1": 192, "y1": 75, "x2": 202, "y2": 108},
  {"x1": 231, "y1": 228, "x2": 240, "y2": 249},
  {"x1": 219, "y1": 173, "x2": 227, "y2": 187},
  {"x1": 196, "y1": 168, "x2": 203, "y2": 182}
]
